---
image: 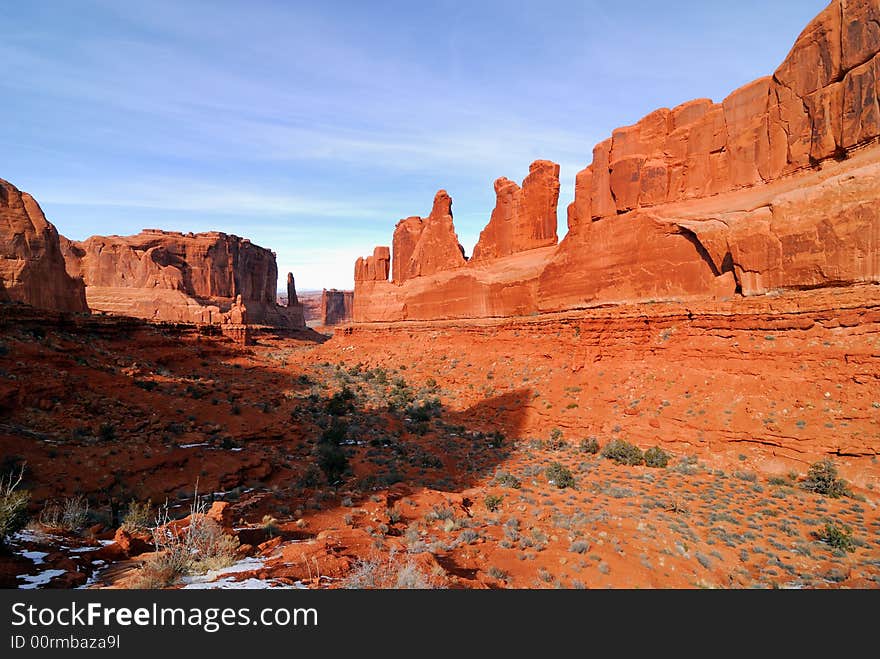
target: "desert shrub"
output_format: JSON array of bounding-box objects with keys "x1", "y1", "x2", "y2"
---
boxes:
[
  {"x1": 40, "y1": 495, "x2": 90, "y2": 532},
  {"x1": 121, "y1": 499, "x2": 154, "y2": 532},
  {"x1": 579, "y1": 437, "x2": 600, "y2": 454},
  {"x1": 425, "y1": 505, "x2": 455, "y2": 522},
  {"x1": 261, "y1": 515, "x2": 279, "y2": 538},
  {"x1": 493, "y1": 472, "x2": 521, "y2": 489},
  {"x1": 298, "y1": 464, "x2": 322, "y2": 488},
  {"x1": 342, "y1": 550, "x2": 441, "y2": 589},
  {"x1": 98, "y1": 423, "x2": 116, "y2": 442},
  {"x1": 487, "y1": 566, "x2": 508, "y2": 581},
  {"x1": 456, "y1": 529, "x2": 479, "y2": 545},
  {"x1": 317, "y1": 443, "x2": 349, "y2": 484},
  {"x1": 568, "y1": 540, "x2": 590, "y2": 554},
  {"x1": 485, "y1": 430, "x2": 505, "y2": 449},
  {"x1": 0, "y1": 467, "x2": 29, "y2": 547},
  {"x1": 546, "y1": 462, "x2": 575, "y2": 489},
  {"x1": 644, "y1": 446, "x2": 670, "y2": 468},
  {"x1": 601, "y1": 439, "x2": 644, "y2": 466},
  {"x1": 406, "y1": 398, "x2": 442, "y2": 423},
  {"x1": 802, "y1": 459, "x2": 850, "y2": 498},
  {"x1": 326, "y1": 386, "x2": 356, "y2": 416},
  {"x1": 484, "y1": 494, "x2": 503, "y2": 512},
  {"x1": 136, "y1": 496, "x2": 240, "y2": 587},
  {"x1": 546, "y1": 427, "x2": 567, "y2": 451},
  {"x1": 817, "y1": 522, "x2": 855, "y2": 552}
]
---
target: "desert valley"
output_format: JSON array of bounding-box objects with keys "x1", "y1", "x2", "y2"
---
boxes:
[{"x1": 1, "y1": 0, "x2": 879, "y2": 589}]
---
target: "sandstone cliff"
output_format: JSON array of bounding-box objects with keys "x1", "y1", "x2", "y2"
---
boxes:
[
  {"x1": 471, "y1": 160, "x2": 560, "y2": 262},
  {"x1": 63, "y1": 230, "x2": 305, "y2": 327},
  {"x1": 321, "y1": 289, "x2": 354, "y2": 326},
  {"x1": 0, "y1": 178, "x2": 87, "y2": 313},
  {"x1": 354, "y1": 0, "x2": 880, "y2": 323},
  {"x1": 391, "y1": 191, "x2": 466, "y2": 283}
]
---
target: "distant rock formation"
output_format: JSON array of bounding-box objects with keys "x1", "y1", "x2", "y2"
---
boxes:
[
  {"x1": 287, "y1": 273, "x2": 299, "y2": 306},
  {"x1": 0, "y1": 178, "x2": 87, "y2": 313},
  {"x1": 353, "y1": 0, "x2": 880, "y2": 322},
  {"x1": 62, "y1": 229, "x2": 305, "y2": 328},
  {"x1": 471, "y1": 160, "x2": 560, "y2": 262},
  {"x1": 320, "y1": 289, "x2": 353, "y2": 325}
]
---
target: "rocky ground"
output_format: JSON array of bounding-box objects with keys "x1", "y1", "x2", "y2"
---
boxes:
[{"x1": 1, "y1": 286, "x2": 879, "y2": 589}]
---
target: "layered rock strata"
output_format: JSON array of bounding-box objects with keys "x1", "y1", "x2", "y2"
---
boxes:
[
  {"x1": 0, "y1": 178, "x2": 87, "y2": 313},
  {"x1": 354, "y1": 0, "x2": 880, "y2": 323}
]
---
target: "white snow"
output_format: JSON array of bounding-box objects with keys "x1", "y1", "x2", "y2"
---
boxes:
[
  {"x1": 21, "y1": 550, "x2": 48, "y2": 565},
  {"x1": 179, "y1": 556, "x2": 302, "y2": 589},
  {"x1": 179, "y1": 442, "x2": 211, "y2": 449},
  {"x1": 17, "y1": 569, "x2": 66, "y2": 589},
  {"x1": 183, "y1": 577, "x2": 302, "y2": 590}
]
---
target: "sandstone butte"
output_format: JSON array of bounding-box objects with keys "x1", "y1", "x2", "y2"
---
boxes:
[
  {"x1": 58, "y1": 230, "x2": 306, "y2": 328},
  {"x1": 0, "y1": 178, "x2": 87, "y2": 313},
  {"x1": 354, "y1": 0, "x2": 880, "y2": 323},
  {"x1": 320, "y1": 288, "x2": 354, "y2": 326}
]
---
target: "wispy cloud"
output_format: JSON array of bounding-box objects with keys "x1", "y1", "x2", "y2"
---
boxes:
[{"x1": 38, "y1": 179, "x2": 390, "y2": 220}]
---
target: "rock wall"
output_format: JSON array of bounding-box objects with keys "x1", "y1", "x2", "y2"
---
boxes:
[
  {"x1": 567, "y1": 0, "x2": 880, "y2": 228},
  {"x1": 354, "y1": 0, "x2": 880, "y2": 323},
  {"x1": 321, "y1": 289, "x2": 354, "y2": 325},
  {"x1": 0, "y1": 178, "x2": 87, "y2": 313},
  {"x1": 471, "y1": 160, "x2": 560, "y2": 261},
  {"x1": 354, "y1": 246, "x2": 391, "y2": 283},
  {"x1": 63, "y1": 230, "x2": 305, "y2": 327},
  {"x1": 391, "y1": 191, "x2": 466, "y2": 283}
]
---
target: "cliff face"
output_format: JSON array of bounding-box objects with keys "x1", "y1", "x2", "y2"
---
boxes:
[
  {"x1": 0, "y1": 178, "x2": 87, "y2": 313},
  {"x1": 62, "y1": 230, "x2": 305, "y2": 327},
  {"x1": 354, "y1": 0, "x2": 880, "y2": 323},
  {"x1": 320, "y1": 289, "x2": 354, "y2": 325},
  {"x1": 471, "y1": 160, "x2": 560, "y2": 262},
  {"x1": 391, "y1": 191, "x2": 466, "y2": 283}
]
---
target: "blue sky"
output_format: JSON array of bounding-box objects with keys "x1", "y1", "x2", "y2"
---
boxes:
[{"x1": 1, "y1": 0, "x2": 828, "y2": 291}]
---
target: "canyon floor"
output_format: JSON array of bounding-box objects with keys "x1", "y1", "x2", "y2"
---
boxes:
[{"x1": 1, "y1": 286, "x2": 879, "y2": 589}]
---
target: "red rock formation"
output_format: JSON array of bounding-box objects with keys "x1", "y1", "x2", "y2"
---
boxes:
[
  {"x1": 320, "y1": 289, "x2": 353, "y2": 326},
  {"x1": 0, "y1": 178, "x2": 87, "y2": 313},
  {"x1": 471, "y1": 160, "x2": 560, "y2": 262},
  {"x1": 391, "y1": 190, "x2": 466, "y2": 283},
  {"x1": 354, "y1": 0, "x2": 880, "y2": 323},
  {"x1": 62, "y1": 230, "x2": 304, "y2": 327},
  {"x1": 354, "y1": 246, "x2": 391, "y2": 282},
  {"x1": 287, "y1": 272, "x2": 298, "y2": 306}
]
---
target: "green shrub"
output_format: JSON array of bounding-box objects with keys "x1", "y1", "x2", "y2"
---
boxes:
[
  {"x1": 817, "y1": 522, "x2": 855, "y2": 552},
  {"x1": 326, "y1": 386, "x2": 356, "y2": 416},
  {"x1": 601, "y1": 439, "x2": 644, "y2": 466},
  {"x1": 0, "y1": 467, "x2": 29, "y2": 547},
  {"x1": 493, "y1": 473, "x2": 521, "y2": 489},
  {"x1": 484, "y1": 494, "x2": 503, "y2": 512},
  {"x1": 546, "y1": 462, "x2": 575, "y2": 489},
  {"x1": 579, "y1": 437, "x2": 600, "y2": 454},
  {"x1": 121, "y1": 499, "x2": 154, "y2": 532},
  {"x1": 644, "y1": 446, "x2": 670, "y2": 468},
  {"x1": 802, "y1": 459, "x2": 850, "y2": 498},
  {"x1": 317, "y1": 444, "x2": 349, "y2": 484}
]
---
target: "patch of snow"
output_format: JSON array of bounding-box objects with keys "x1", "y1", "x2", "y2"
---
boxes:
[
  {"x1": 13, "y1": 528, "x2": 65, "y2": 544},
  {"x1": 180, "y1": 557, "x2": 266, "y2": 586},
  {"x1": 69, "y1": 546, "x2": 101, "y2": 553},
  {"x1": 18, "y1": 569, "x2": 66, "y2": 589},
  {"x1": 179, "y1": 442, "x2": 210, "y2": 449},
  {"x1": 230, "y1": 447, "x2": 244, "y2": 452},
  {"x1": 183, "y1": 577, "x2": 301, "y2": 590},
  {"x1": 21, "y1": 550, "x2": 48, "y2": 565}
]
